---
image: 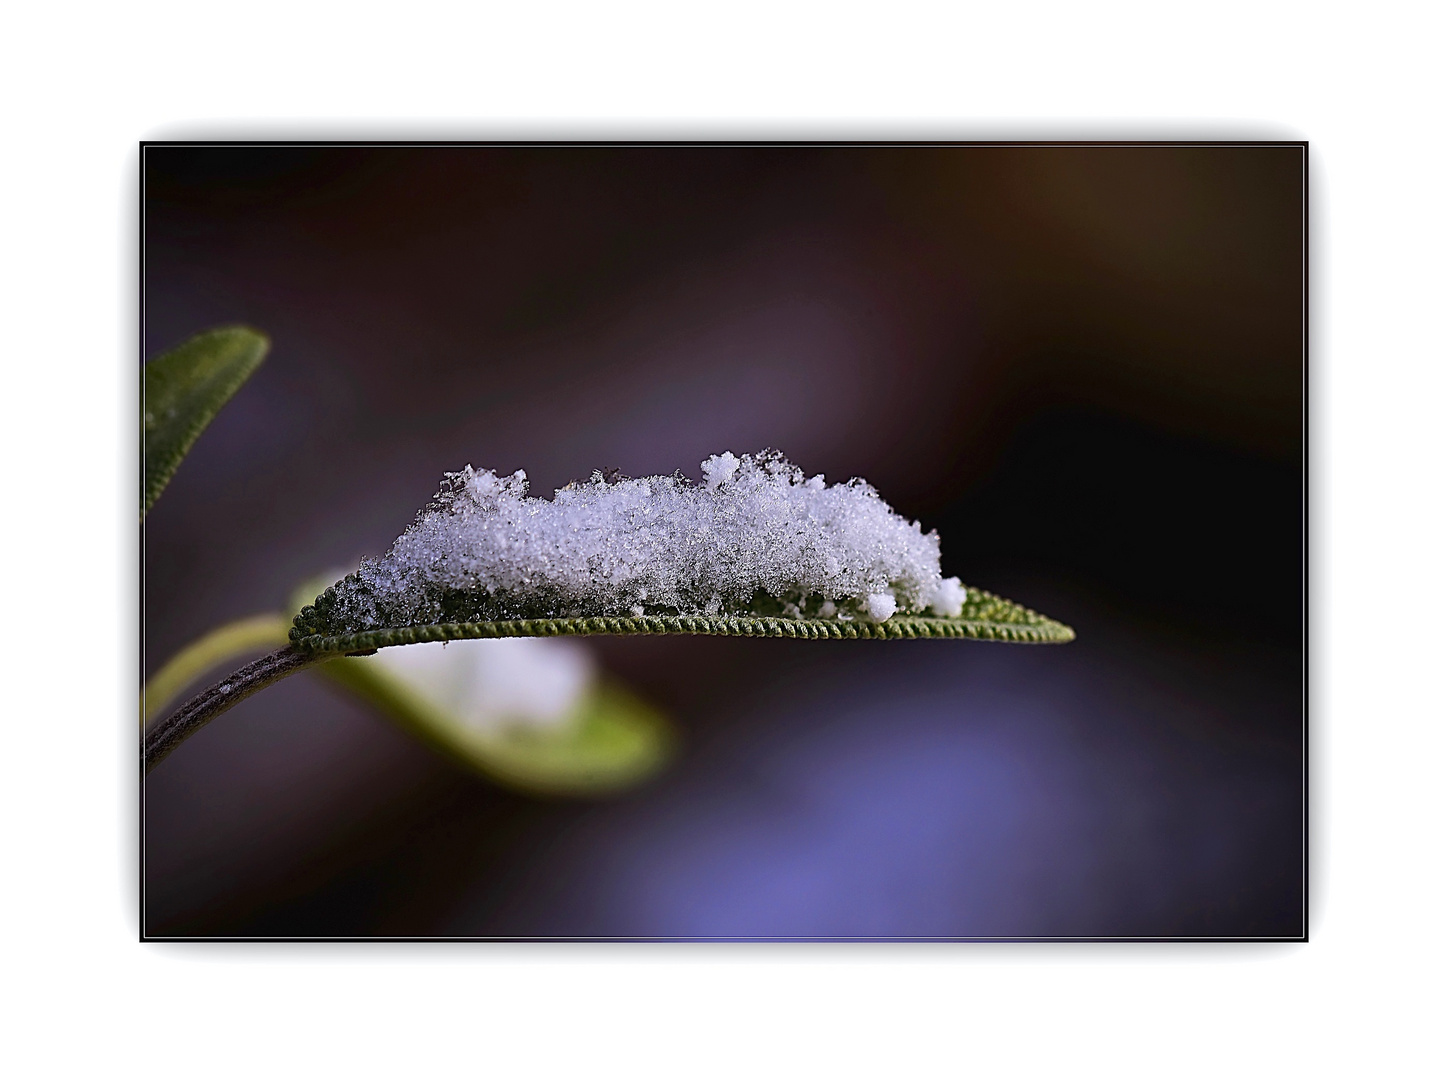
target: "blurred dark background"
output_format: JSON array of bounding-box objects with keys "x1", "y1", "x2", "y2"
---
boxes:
[{"x1": 142, "y1": 144, "x2": 1303, "y2": 938}]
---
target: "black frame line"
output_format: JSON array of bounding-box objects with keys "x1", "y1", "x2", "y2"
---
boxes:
[{"x1": 140, "y1": 139, "x2": 1309, "y2": 944}]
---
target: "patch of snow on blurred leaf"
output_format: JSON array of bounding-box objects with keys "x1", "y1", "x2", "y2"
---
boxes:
[{"x1": 369, "y1": 637, "x2": 595, "y2": 733}]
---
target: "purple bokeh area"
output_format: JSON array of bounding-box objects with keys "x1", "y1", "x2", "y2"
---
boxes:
[{"x1": 450, "y1": 617, "x2": 1300, "y2": 938}]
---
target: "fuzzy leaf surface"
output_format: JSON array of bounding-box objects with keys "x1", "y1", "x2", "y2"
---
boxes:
[{"x1": 292, "y1": 583, "x2": 1075, "y2": 652}]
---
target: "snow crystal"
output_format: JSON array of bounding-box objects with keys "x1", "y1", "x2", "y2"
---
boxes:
[
  {"x1": 316, "y1": 450, "x2": 966, "y2": 633},
  {"x1": 700, "y1": 451, "x2": 740, "y2": 490},
  {"x1": 864, "y1": 593, "x2": 898, "y2": 623},
  {"x1": 929, "y1": 575, "x2": 968, "y2": 618}
]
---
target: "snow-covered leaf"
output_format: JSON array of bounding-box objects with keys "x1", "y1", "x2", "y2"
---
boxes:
[{"x1": 291, "y1": 451, "x2": 1076, "y2": 648}]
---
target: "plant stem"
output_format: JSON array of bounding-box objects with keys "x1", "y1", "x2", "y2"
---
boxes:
[
  {"x1": 142, "y1": 646, "x2": 333, "y2": 775},
  {"x1": 141, "y1": 613, "x2": 294, "y2": 724}
]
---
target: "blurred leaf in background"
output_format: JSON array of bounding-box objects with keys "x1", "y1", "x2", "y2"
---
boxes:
[
  {"x1": 324, "y1": 638, "x2": 674, "y2": 796},
  {"x1": 143, "y1": 574, "x2": 676, "y2": 796}
]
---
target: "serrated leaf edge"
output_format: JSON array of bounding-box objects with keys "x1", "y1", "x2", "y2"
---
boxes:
[
  {"x1": 290, "y1": 586, "x2": 1076, "y2": 654},
  {"x1": 142, "y1": 326, "x2": 270, "y2": 517}
]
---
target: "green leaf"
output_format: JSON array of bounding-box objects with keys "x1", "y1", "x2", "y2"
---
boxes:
[
  {"x1": 316, "y1": 653, "x2": 675, "y2": 796},
  {"x1": 290, "y1": 583, "x2": 1076, "y2": 652},
  {"x1": 142, "y1": 326, "x2": 269, "y2": 518}
]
